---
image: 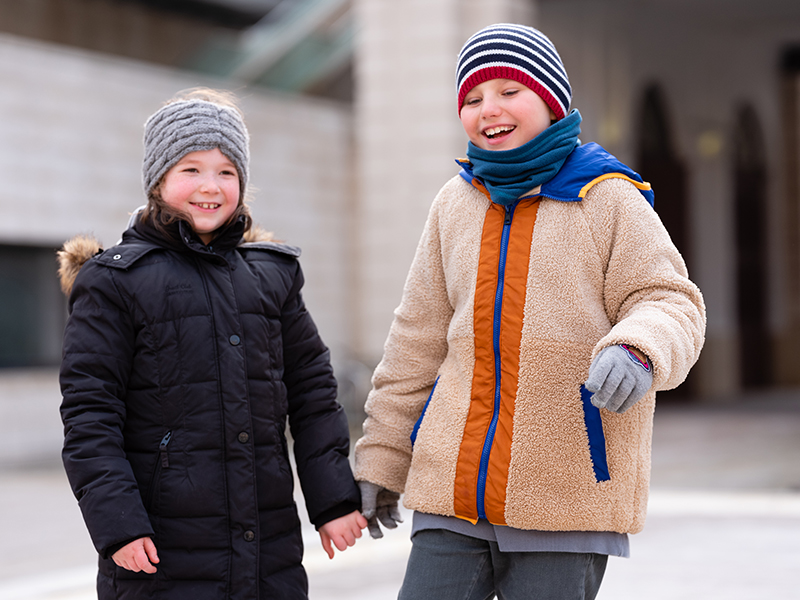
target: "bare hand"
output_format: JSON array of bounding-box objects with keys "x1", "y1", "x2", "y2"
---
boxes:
[
  {"x1": 318, "y1": 510, "x2": 368, "y2": 559},
  {"x1": 112, "y1": 537, "x2": 159, "y2": 573}
]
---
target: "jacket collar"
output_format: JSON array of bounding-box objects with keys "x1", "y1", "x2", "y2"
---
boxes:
[
  {"x1": 458, "y1": 142, "x2": 654, "y2": 207},
  {"x1": 132, "y1": 215, "x2": 246, "y2": 256}
]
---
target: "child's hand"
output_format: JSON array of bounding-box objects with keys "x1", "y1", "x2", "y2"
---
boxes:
[
  {"x1": 318, "y1": 510, "x2": 368, "y2": 559},
  {"x1": 586, "y1": 344, "x2": 653, "y2": 413},
  {"x1": 358, "y1": 481, "x2": 402, "y2": 539},
  {"x1": 112, "y1": 537, "x2": 159, "y2": 573}
]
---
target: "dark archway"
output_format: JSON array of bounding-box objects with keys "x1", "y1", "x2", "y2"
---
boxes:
[
  {"x1": 778, "y1": 46, "x2": 800, "y2": 387},
  {"x1": 637, "y1": 84, "x2": 691, "y2": 263},
  {"x1": 636, "y1": 84, "x2": 694, "y2": 398},
  {"x1": 733, "y1": 105, "x2": 772, "y2": 388}
]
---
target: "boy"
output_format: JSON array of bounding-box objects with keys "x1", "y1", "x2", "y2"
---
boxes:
[{"x1": 354, "y1": 23, "x2": 705, "y2": 600}]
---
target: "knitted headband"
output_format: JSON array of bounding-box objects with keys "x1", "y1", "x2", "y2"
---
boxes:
[
  {"x1": 456, "y1": 23, "x2": 571, "y2": 120},
  {"x1": 142, "y1": 99, "x2": 250, "y2": 200}
]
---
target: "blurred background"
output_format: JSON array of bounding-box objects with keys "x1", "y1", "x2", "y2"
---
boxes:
[{"x1": 1, "y1": 0, "x2": 799, "y2": 598}]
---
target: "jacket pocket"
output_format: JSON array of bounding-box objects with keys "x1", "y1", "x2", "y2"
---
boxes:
[
  {"x1": 410, "y1": 377, "x2": 439, "y2": 448},
  {"x1": 144, "y1": 431, "x2": 172, "y2": 510},
  {"x1": 579, "y1": 386, "x2": 610, "y2": 482}
]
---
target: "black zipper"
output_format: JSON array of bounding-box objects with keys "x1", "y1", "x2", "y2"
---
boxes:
[
  {"x1": 145, "y1": 431, "x2": 172, "y2": 509},
  {"x1": 159, "y1": 431, "x2": 173, "y2": 468}
]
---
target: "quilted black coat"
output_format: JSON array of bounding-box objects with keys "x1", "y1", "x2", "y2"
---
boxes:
[{"x1": 59, "y1": 217, "x2": 360, "y2": 600}]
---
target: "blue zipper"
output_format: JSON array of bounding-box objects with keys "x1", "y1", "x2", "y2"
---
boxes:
[{"x1": 476, "y1": 202, "x2": 517, "y2": 519}]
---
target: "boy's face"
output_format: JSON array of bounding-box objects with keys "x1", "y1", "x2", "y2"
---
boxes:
[
  {"x1": 159, "y1": 148, "x2": 240, "y2": 244},
  {"x1": 460, "y1": 78, "x2": 556, "y2": 151}
]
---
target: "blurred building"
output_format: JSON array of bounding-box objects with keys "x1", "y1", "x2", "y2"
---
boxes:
[
  {"x1": 354, "y1": 0, "x2": 800, "y2": 402},
  {"x1": 1, "y1": 0, "x2": 799, "y2": 466}
]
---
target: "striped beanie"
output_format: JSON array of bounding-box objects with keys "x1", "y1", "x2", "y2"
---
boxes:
[
  {"x1": 456, "y1": 23, "x2": 571, "y2": 120},
  {"x1": 143, "y1": 98, "x2": 250, "y2": 200}
]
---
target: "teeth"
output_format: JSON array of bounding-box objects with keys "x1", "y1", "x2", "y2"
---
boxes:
[
  {"x1": 485, "y1": 126, "x2": 514, "y2": 138},
  {"x1": 196, "y1": 203, "x2": 220, "y2": 209}
]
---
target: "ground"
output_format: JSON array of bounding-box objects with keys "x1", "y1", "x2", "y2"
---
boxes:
[{"x1": 2, "y1": 391, "x2": 799, "y2": 600}]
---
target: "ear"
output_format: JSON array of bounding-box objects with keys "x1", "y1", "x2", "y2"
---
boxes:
[{"x1": 549, "y1": 108, "x2": 557, "y2": 120}]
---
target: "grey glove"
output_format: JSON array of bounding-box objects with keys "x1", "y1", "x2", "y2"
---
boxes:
[
  {"x1": 585, "y1": 344, "x2": 653, "y2": 413},
  {"x1": 358, "y1": 480, "x2": 402, "y2": 539}
]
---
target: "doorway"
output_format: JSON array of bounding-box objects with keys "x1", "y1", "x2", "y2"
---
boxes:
[
  {"x1": 733, "y1": 105, "x2": 771, "y2": 388},
  {"x1": 637, "y1": 84, "x2": 691, "y2": 263},
  {"x1": 636, "y1": 83, "x2": 693, "y2": 398}
]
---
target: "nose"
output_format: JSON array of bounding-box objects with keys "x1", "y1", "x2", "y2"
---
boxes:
[
  {"x1": 480, "y1": 96, "x2": 502, "y2": 119},
  {"x1": 199, "y1": 173, "x2": 221, "y2": 193}
]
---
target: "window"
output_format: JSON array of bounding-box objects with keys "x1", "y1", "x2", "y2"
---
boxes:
[{"x1": 0, "y1": 245, "x2": 66, "y2": 368}]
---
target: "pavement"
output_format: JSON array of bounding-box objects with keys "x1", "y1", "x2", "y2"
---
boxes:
[{"x1": 1, "y1": 388, "x2": 799, "y2": 600}]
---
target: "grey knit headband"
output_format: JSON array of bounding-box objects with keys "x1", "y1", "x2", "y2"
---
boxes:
[{"x1": 142, "y1": 99, "x2": 250, "y2": 199}]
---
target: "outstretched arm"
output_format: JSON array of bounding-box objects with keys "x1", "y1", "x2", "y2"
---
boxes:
[
  {"x1": 584, "y1": 178, "x2": 706, "y2": 391},
  {"x1": 354, "y1": 190, "x2": 454, "y2": 492}
]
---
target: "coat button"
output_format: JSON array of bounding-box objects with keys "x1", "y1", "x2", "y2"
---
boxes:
[
  {"x1": 238, "y1": 432, "x2": 249, "y2": 444},
  {"x1": 229, "y1": 335, "x2": 241, "y2": 346},
  {"x1": 113, "y1": 254, "x2": 121, "y2": 260},
  {"x1": 244, "y1": 530, "x2": 255, "y2": 542}
]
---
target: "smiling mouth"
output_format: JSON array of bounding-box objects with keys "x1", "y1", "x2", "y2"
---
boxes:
[
  {"x1": 192, "y1": 203, "x2": 221, "y2": 210},
  {"x1": 484, "y1": 125, "x2": 515, "y2": 139}
]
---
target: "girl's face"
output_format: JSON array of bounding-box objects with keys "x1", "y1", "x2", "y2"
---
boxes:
[
  {"x1": 460, "y1": 78, "x2": 556, "y2": 151},
  {"x1": 159, "y1": 148, "x2": 240, "y2": 244}
]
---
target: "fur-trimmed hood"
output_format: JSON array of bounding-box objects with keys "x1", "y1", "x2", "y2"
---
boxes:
[
  {"x1": 57, "y1": 235, "x2": 103, "y2": 297},
  {"x1": 57, "y1": 224, "x2": 276, "y2": 297}
]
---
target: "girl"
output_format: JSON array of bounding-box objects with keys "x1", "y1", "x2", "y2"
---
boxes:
[{"x1": 58, "y1": 88, "x2": 365, "y2": 600}]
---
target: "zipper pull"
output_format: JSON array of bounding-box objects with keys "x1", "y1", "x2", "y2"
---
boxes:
[
  {"x1": 504, "y1": 205, "x2": 513, "y2": 225},
  {"x1": 160, "y1": 431, "x2": 172, "y2": 468}
]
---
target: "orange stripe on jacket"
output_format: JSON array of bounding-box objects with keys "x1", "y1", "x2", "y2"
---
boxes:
[{"x1": 454, "y1": 198, "x2": 539, "y2": 525}]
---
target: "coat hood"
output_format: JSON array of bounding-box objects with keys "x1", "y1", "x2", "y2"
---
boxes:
[
  {"x1": 57, "y1": 224, "x2": 277, "y2": 297},
  {"x1": 57, "y1": 235, "x2": 102, "y2": 296}
]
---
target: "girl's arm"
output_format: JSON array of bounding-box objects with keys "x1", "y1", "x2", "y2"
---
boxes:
[
  {"x1": 280, "y1": 262, "x2": 362, "y2": 530},
  {"x1": 60, "y1": 262, "x2": 154, "y2": 558}
]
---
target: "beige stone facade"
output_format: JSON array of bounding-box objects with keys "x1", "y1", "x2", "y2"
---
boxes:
[
  {"x1": 0, "y1": 32, "x2": 355, "y2": 465},
  {"x1": 353, "y1": 0, "x2": 800, "y2": 398},
  {"x1": 1, "y1": 0, "x2": 800, "y2": 465}
]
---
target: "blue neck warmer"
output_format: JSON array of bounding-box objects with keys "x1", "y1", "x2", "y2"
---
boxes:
[{"x1": 466, "y1": 109, "x2": 583, "y2": 206}]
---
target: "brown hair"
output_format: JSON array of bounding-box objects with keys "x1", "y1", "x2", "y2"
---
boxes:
[{"x1": 140, "y1": 87, "x2": 253, "y2": 240}]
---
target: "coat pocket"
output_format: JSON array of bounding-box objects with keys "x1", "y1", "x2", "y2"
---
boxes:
[
  {"x1": 144, "y1": 431, "x2": 172, "y2": 511},
  {"x1": 410, "y1": 377, "x2": 439, "y2": 448},
  {"x1": 579, "y1": 386, "x2": 610, "y2": 482}
]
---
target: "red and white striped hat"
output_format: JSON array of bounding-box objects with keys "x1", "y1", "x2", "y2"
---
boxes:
[{"x1": 456, "y1": 23, "x2": 571, "y2": 120}]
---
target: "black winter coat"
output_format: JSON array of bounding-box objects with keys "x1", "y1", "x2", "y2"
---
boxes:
[{"x1": 59, "y1": 218, "x2": 360, "y2": 600}]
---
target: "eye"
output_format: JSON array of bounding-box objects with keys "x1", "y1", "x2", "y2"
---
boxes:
[
  {"x1": 502, "y1": 88, "x2": 519, "y2": 97},
  {"x1": 182, "y1": 167, "x2": 199, "y2": 173},
  {"x1": 464, "y1": 97, "x2": 481, "y2": 107},
  {"x1": 221, "y1": 169, "x2": 237, "y2": 177}
]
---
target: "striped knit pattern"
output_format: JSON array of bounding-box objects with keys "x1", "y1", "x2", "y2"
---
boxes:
[
  {"x1": 456, "y1": 23, "x2": 571, "y2": 120},
  {"x1": 142, "y1": 99, "x2": 250, "y2": 199}
]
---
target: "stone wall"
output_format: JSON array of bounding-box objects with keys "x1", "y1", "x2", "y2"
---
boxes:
[{"x1": 0, "y1": 33, "x2": 355, "y2": 465}]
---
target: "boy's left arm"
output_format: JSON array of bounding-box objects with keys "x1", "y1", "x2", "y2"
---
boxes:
[
  {"x1": 586, "y1": 179, "x2": 706, "y2": 394},
  {"x1": 318, "y1": 510, "x2": 368, "y2": 559}
]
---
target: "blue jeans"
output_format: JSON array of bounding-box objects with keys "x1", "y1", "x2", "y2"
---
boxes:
[{"x1": 398, "y1": 529, "x2": 608, "y2": 600}]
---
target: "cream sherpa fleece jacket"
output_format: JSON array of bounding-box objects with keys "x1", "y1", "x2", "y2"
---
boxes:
[{"x1": 354, "y1": 174, "x2": 706, "y2": 534}]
